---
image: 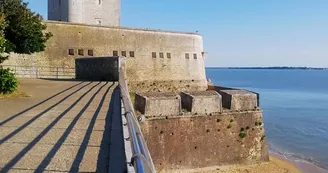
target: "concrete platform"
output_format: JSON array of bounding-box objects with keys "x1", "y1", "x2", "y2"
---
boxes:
[
  {"x1": 217, "y1": 90, "x2": 258, "y2": 111},
  {"x1": 180, "y1": 90, "x2": 222, "y2": 114},
  {"x1": 135, "y1": 92, "x2": 181, "y2": 117},
  {"x1": 0, "y1": 79, "x2": 127, "y2": 172}
]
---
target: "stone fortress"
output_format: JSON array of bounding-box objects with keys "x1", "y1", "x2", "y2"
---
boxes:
[{"x1": 3, "y1": 0, "x2": 269, "y2": 171}]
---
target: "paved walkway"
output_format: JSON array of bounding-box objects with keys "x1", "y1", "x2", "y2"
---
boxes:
[{"x1": 0, "y1": 80, "x2": 127, "y2": 172}]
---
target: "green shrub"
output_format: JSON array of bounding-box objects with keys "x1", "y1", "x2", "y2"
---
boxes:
[
  {"x1": 0, "y1": 68, "x2": 18, "y2": 94},
  {"x1": 239, "y1": 132, "x2": 247, "y2": 138}
]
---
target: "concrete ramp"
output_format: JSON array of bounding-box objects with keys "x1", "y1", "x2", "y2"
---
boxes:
[{"x1": 0, "y1": 80, "x2": 127, "y2": 172}]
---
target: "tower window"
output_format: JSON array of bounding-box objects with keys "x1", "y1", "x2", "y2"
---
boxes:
[
  {"x1": 152, "y1": 52, "x2": 157, "y2": 58},
  {"x1": 99, "y1": 0, "x2": 102, "y2": 4},
  {"x1": 130, "y1": 51, "x2": 135, "y2": 57},
  {"x1": 113, "y1": 51, "x2": 118, "y2": 56},
  {"x1": 78, "y1": 49, "x2": 84, "y2": 56},
  {"x1": 159, "y1": 52, "x2": 164, "y2": 58},
  {"x1": 185, "y1": 53, "x2": 190, "y2": 59},
  {"x1": 121, "y1": 51, "x2": 126, "y2": 57},
  {"x1": 193, "y1": 53, "x2": 197, "y2": 59},
  {"x1": 167, "y1": 53, "x2": 171, "y2": 58}
]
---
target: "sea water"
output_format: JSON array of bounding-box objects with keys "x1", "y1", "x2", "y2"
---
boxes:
[{"x1": 206, "y1": 68, "x2": 328, "y2": 169}]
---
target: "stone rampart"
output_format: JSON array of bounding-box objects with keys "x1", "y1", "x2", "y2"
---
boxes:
[
  {"x1": 5, "y1": 21, "x2": 207, "y2": 92},
  {"x1": 136, "y1": 86, "x2": 268, "y2": 171},
  {"x1": 140, "y1": 111, "x2": 269, "y2": 171}
]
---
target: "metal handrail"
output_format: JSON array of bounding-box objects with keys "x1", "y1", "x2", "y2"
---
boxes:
[{"x1": 118, "y1": 57, "x2": 156, "y2": 173}]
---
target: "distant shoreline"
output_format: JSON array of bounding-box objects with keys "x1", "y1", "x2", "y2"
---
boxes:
[{"x1": 207, "y1": 67, "x2": 328, "y2": 70}]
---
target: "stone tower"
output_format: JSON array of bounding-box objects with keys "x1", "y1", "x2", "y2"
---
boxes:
[{"x1": 48, "y1": 0, "x2": 120, "y2": 26}]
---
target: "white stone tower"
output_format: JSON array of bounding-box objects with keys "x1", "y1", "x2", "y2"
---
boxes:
[{"x1": 48, "y1": 0, "x2": 120, "y2": 26}]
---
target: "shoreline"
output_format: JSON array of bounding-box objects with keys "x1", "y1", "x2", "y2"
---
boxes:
[
  {"x1": 161, "y1": 153, "x2": 327, "y2": 173},
  {"x1": 270, "y1": 151, "x2": 328, "y2": 173}
]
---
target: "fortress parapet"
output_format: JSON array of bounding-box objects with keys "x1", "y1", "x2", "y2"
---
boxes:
[
  {"x1": 181, "y1": 91, "x2": 222, "y2": 114},
  {"x1": 135, "y1": 92, "x2": 181, "y2": 117},
  {"x1": 218, "y1": 89, "x2": 258, "y2": 111},
  {"x1": 136, "y1": 86, "x2": 268, "y2": 171}
]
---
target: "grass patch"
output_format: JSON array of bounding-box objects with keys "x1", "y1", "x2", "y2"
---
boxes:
[{"x1": 0, "y1": 90, "x2": 30, "y2": 99}]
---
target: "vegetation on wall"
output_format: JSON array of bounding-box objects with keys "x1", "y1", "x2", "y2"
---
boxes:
[{"x1": 0, "y1": 0, "x2": 52, "y2": 94}]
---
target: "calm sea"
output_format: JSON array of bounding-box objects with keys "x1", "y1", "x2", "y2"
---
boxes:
[{"x1": 206, "y1": 68, "x2": 328, "y2": 169}]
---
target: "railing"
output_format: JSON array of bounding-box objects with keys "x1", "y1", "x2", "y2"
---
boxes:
[
  {"x1": 0, "y1": 65, "x2": 75, "y2": 79},
  {"x1": 119, "y1": 58, "x2": 156, "y2": 173}
]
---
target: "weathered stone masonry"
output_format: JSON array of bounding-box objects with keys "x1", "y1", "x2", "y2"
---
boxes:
[
  {"x1": 136, "y1": 88, "x2": 269, "y2": 171},
  {"x1": 5, "y1": 21, "x2": 207, "y2": 92}
]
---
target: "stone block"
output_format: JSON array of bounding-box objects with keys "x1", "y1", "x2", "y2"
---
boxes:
[
  {"x1": 217, "y1": 90, "x2": 257, "y2": 111},
  {"x1": 135, "y1": 92, "x2": 181, "y2": 117},
  {"x1": 180, "y1": 91, "x2": 222, "y2": 114}
]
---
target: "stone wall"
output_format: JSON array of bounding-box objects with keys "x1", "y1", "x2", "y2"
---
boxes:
[
  {"x1": 140, "y1": 111, "x2": 269, "y2": 171},
  {"x1": 5, "y1": 21, "x2": 207, "y2": 91},
  {"x1": 136, "y1": 86, "x2": 268, "y2": 171},
  {"x1": 75, "y1": 56, "x2": 119, "y2": 81}
]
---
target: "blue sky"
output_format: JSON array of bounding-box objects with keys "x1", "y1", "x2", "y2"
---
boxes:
[{"x1": 25, "y1": 0, "x2": 328, "y2": 67}]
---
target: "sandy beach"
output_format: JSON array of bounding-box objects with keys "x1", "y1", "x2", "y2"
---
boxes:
[{"x1": 161, "y1": 155, "x2": 328, "y2": 173}]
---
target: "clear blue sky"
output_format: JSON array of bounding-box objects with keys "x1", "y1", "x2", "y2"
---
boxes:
[{"x1": 25, "y1": 0, "x2": 328, "y2": 67}]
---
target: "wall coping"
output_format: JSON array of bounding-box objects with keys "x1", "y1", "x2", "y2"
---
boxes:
[{"x1": 44, "y1": 20, "x2": 202, "y2": 36}]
